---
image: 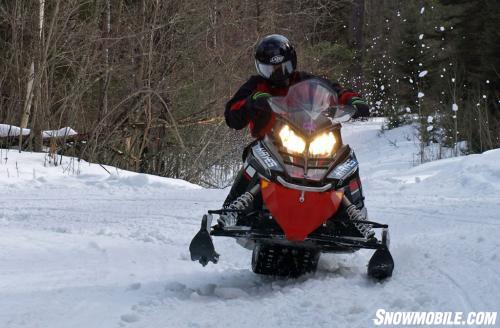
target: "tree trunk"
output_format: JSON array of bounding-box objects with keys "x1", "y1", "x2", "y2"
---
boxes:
[
  {"x1": 102, "y1": 0, "x2": 111, "y2": 116},
  {"x1": 19, "y1": 62, "x2": 35, "y2": 151},
  {"x1": 32, "y1": 0, "x2": 45, "y2": 152},
  {"x1": 350, "y1": 0, "x2": 365, "y2": 89}
]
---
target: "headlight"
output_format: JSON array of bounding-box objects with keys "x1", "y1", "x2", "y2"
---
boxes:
[
  {"x1": 309, "y1": 132, "x2": 336, "y2": 156},
  {"x1": 279, "y1": 125, "x2": 306, "y2": 154}
]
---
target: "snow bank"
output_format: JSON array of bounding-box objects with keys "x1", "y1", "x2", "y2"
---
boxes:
[
  {"x1": 0, "y1": 149, "x2": 201, "y2": 190},
  {"x1": 394, "y1": 148, "x2": 500, "y2": 195}
]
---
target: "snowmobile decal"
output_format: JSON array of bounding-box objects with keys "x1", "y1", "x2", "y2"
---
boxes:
[
  {"x1": 328, "y1": 156, "x2": 358, "y2": 180},
  {"x1": 253, "y1": 144, "x2": 278, "y2": 169}
]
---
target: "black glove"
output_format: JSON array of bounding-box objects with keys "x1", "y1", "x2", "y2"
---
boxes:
[
  {"x1": 246, "y1": 92, "x2": 273, "y2": 137},
  {"x1": 349, "y1": 96, "x2": 370, "y2": 118}
]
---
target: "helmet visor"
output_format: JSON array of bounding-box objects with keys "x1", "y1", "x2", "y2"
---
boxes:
[{"x1": 255, "y1": 60, "x2": 294, "y2": 81}]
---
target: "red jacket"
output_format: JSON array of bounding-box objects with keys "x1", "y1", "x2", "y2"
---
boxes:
[{"x1": 225, "y1": 71, "x2": 363, "y2": 138}]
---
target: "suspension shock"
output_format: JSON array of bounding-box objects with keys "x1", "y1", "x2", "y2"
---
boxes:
[
  {"x1": 342, "y1": 195, "x2": 374, "y2": 239},
  {"x1": 218, "y1": 184, "x2": 260, "y2": 227}
]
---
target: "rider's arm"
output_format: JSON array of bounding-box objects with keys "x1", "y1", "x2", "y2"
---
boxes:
[
  {"x1": 327, "y1": 79, "x2": 370, "y2": 118},
  {"x1": 224, "y1": 76, "x2": 260, "y2": 130},
  {"x1": 327, "y1": 80, "x2": 360, "y2": 106},
  {"x1": 299, "y1": 72, "x2": 366, "y2": 111}
]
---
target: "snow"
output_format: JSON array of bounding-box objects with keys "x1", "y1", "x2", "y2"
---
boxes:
[
  {"x1": 0, "y1": 124, "x2": 30, "y2": 137},
  {"x1": 420, "y1": 7, "x2": 425, "y2": 14},
  {"x1": 427, "y1": 116, "x2": 433, "y2": 124},
  {"x1": 0, "y1": 124, "x2": 78, "y2": 138},
  {"x1": 1, "y1": 120, "x2": 500, "y2": 328},
  {"x1": 42, "y1": 127, "x2": 78, "y2": 138},
  {"x1": 452, "y1": 103, "x2": 459, "y2": 112},
  {"x1": 418, "y1": 70, "x2": 428, "y2": 77},
  {"x1": 0, "y1": 150, "x2": 200, "y2": 190},
  {"x1": 439, "y1": 26, "x2": 445, "y2": 31},
  {"x1": 418, "y1": 92, "x2": 425, "y2": 98},
  {"x1": 419, "y1": 34, "x2": 424, "y2": 40}
]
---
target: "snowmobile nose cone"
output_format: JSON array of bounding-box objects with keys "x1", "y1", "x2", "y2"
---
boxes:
[{"x1": 260, "y1": 181, "x2": 344, "y2": 241}]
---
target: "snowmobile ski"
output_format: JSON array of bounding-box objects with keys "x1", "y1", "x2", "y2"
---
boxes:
[
  {"x1": 367, "y1": 248, "x2": 394, "y2": 279},
  {"x1": 189, "y1": 214, "x2": 219, "y2": 266},
  {"x1": 368, "y1": 229, "x2": 393, "y2": 279}
]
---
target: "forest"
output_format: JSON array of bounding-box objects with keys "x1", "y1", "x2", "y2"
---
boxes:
[{"x1": 0, "y1": 0, "x2": 498, "y2": 187}]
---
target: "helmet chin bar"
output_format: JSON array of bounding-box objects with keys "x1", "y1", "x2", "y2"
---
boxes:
[{"x1": 270, "y1": 77, "x2": 290, "y2": 88}]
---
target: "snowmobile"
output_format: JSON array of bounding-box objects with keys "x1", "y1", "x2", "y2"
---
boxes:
[{"x1": 189, "y1": 78, "x2": 394, "y2": 279}]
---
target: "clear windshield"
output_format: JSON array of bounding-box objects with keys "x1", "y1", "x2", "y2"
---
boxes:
[{"x1": 268, "y1": 79, "x2": 356, "y2": 135}]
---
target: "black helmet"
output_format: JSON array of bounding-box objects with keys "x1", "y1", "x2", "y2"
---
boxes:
[{"x1": 255, "y1": 34, "x2": 297, "y2": 86}]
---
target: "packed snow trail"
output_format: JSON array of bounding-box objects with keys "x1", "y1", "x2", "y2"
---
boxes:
[{"x1": 1, "y1": 120, "x2": 499, "y2": 328}]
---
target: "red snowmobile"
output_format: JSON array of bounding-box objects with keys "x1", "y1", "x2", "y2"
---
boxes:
[{"x1": 190, "y1": 78, "x2": 394, "y2": 279}]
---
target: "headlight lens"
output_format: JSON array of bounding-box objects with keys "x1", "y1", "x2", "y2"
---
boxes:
[
  {"x1": 309, "y1": 132, "x2": 336, "y2": 156},
  {"x1": 279, "y1": 125, "x2": 306, "y2": 154}
]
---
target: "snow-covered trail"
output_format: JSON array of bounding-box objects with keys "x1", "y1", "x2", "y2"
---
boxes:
[{"x1": 1, "y1": 121, "x2": 499, "y2": 328}]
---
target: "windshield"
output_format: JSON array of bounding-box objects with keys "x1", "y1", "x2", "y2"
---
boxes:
[{"x1": 268, "y1": 79, "x2": 355, "y2": 135}]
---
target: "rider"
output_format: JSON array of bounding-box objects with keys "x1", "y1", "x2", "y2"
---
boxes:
[{"x1": 223, "y1": 34, "x2": 370, "y2": 213}]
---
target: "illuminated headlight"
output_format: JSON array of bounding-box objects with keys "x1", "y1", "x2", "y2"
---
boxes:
[
  {"x1": 309, "y1": 132, "x2": 336, "y2": 156},
  {"x1": 279, "y1": 125, "x2": 306, "y2": 154}
]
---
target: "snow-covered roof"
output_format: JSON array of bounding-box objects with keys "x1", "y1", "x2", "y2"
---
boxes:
[
  {"x1": 0, "y1": 124, "x2": 31, "y2": 137},
  {"x1": 42, "y1": 127, "x2": 78, "y2": 138},
  {"x1": 0, "y1": 124, "x2": 78, "y2": 138}
]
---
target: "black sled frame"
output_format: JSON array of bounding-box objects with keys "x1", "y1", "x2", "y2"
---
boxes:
[{"x1": 189, "y1": 208, "x2": 391, "y2": 267}]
